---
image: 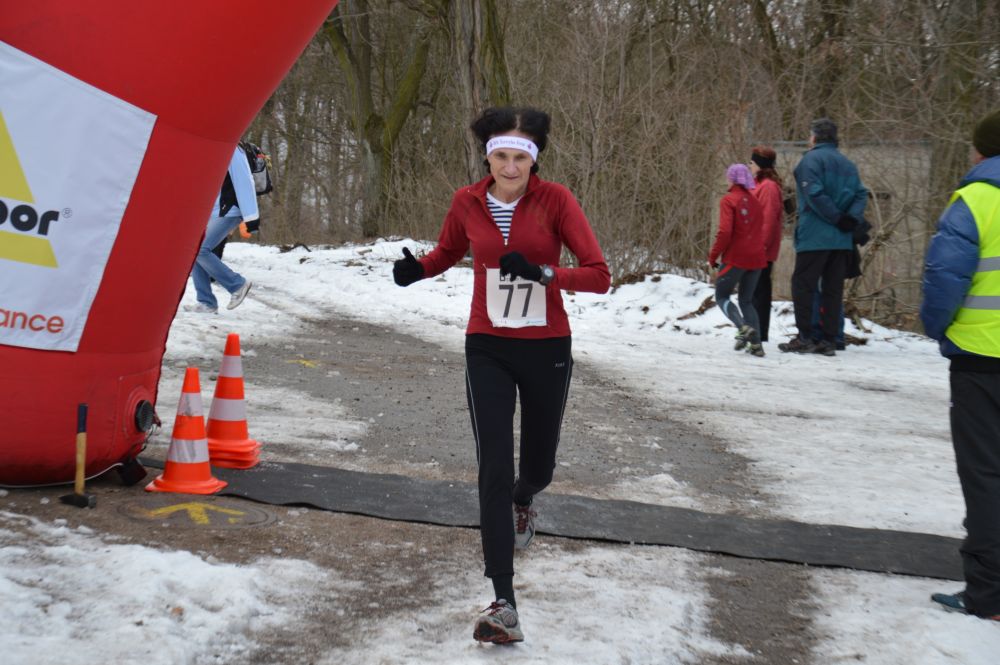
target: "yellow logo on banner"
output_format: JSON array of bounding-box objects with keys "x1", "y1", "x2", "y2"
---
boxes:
[
  {"x1": 0, "y1": 111, "x2": 34, "y2": 202},
  {"x1": 0, "y1": 110, "x2": 58, "y2": 268}
]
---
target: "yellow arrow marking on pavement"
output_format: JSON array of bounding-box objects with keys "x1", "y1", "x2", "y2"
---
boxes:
[
  {"x1": 286, "y1": 359, "x2": 318, "y2": 368},
  {"x1": 142, "y1": 502, "x2": 246, "y2": 525}
]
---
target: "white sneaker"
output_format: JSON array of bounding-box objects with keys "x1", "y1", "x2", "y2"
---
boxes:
[
  {"x1": 227, "y1": 280, "x2": 252, "y2": 310},
  {"x1": 473, "y1": 599, "x2": 524, "y2": 643},
  {"x1": 514, "y1": 503, "x2": 536, "y2": 550},
  {"x1": 191, "y1": 303, "x2": 218, "y2": 314}
]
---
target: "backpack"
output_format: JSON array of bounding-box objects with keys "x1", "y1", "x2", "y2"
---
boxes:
[
  {"x1": 240, "y1": 140, "x2": 274, "y2": 196},
  {"x1": 219, "y1": 140, "x2": 274, "y2": 230}
]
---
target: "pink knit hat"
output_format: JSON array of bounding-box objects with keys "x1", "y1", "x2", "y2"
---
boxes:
[{"x1": 726, "y1": 163, "x2": 756, "y2": 189}]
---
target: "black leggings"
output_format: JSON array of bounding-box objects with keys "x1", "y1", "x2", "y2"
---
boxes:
[
  {"x1": 714, "y1": 265, "x2": 761, "y2": 336},
  {"x1": 752, "y1": 262, "x2": 774, "y2": 342},
  {"x1": 465, "y1": 333, "x2": 573, "y2": 579}
]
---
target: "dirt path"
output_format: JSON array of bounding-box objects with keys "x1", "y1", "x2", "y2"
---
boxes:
[{"x1": 13, "y1": 314, "x2": 821, "y2": 663}]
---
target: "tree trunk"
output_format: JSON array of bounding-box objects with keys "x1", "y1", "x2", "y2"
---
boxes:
[
  {"x1": 324, "y1": 1, "x2": 436, "y2": 237},
  {"x1": 450, "y1": 0, "x2": 510, "y2": 183}
]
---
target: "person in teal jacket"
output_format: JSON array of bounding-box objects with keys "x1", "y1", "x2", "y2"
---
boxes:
[{"x1": 779, "y1": 118, "x2": 868, "y2": 356}]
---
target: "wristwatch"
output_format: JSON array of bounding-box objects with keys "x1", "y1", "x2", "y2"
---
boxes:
[{"x1": 539, "y1": 265, "x2": 555, "y2": 286}]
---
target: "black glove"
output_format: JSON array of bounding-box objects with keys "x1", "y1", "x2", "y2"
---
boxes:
[
  {"x1": 393, "y1": 247, "x2": 424, "y2": 286},
  {"x1": 836, "y1": 215, "x2": 859, "y2": 233},
  {"x1": 499, "y1": 252, "x2": 542, "y2": 282},
  {"x1": 853, "y1": 217, "x2": 872, "y2": 246}
]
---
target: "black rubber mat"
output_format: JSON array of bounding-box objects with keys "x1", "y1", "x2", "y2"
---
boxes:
[{"x1": 140, "y1": 457, "x2": 963, "y2": 580}]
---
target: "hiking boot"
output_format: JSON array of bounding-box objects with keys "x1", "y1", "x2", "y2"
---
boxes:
[
  {"x1": 734, "y1": 325, "x2": 752, "y2": 351},
  {"x1": 747, "y1": 343, "x2": 765, "y2": 357},
  {"x1": 778, "y1": 337, "x2": 815, "y2": 353},
  {"x1": 191, "y1": 303, "x2": 218, "y2": 314},
  {"x1": 931, "y1": 591, "x2": 1000, "y2": 620},
  {"x1": 227, "y1": 280, "x2": 253, "y2": 310},
  {"x1": 514, "y1": 503, "x2": 537, "y2": 550},
  {"x1": 812, "y1": 340, "x2": 836, "y2": 356},
  {"x1": 473, "y1": 599, "x2": 524, "y2": 643}
]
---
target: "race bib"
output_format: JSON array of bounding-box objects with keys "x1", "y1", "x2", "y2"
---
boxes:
[{"x1": 485, "y1": 268, "x2": 546, "y2": 328}]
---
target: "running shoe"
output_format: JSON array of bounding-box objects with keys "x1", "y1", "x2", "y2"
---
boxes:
[
  {"x1": 227, "y1": 280, "x2": 253, "y2": 310},
  {"x1": 473, "y1": 599, "x2": 524, "y2": 643},
  {"x1": 514, "y1": 503, "x2": 537, "y2": 550},
  {"x1": 734, "y1": 325, "x2": 751, "y2": 351}
]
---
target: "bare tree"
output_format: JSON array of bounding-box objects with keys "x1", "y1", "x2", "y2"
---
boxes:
[
  {"x1": 323, "y1": 1, "x2": 442, "y2": 237},
  {"x1": 448, "y1": 0, "x2": 511, "y2": 181}
]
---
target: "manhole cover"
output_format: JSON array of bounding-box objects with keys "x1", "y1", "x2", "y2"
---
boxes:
[{"x1": 118, "y1": 495, "x2": 274, "y2": 529}]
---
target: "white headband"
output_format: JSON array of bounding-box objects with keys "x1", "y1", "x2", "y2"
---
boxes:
[{"x1": 486, "y1": 136, "x2": 539, "y2": 162}]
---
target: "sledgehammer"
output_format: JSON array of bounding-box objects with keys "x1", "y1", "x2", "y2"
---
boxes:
[{"x1": 60, "y1": 404, "x2": 96, "y2": 509}]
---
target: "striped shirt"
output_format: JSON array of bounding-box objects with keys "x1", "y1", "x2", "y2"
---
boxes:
[{"x1": 486, "y1": 191, "x2": 520, "y2": 242}]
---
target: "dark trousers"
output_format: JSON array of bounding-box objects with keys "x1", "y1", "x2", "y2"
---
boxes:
[
  {"x1": 810, "y1": 284, "x2": 845, "y2": 345},
  {"x1": 791, "y1": 250, "x2": 850, "y2": 342},
  {"x1": 752, "y1": 262, "x2": 773, "y2": 342},
  {"x1": 950, "y1": 370, "x2": 1000, "y2": 616},
  {"x1": 465, "y1": 334, "x2": 573, "y2": 579}
]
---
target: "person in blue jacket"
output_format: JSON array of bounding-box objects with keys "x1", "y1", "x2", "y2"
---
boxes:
[
  {"x1": 922, "y1": 109, "x2": 1000, "y2": 622},
  {"x1": 190, "y1": 144, "x2": 257, "y2": 313},
  {"x1": 779, "y1": 118, "x2": 868, "y2": 356}
]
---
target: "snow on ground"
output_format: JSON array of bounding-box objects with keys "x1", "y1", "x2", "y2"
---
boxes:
[
  {"x1": 810, "y1": 569, "x2": 997, "y2": 665},
  {"x1": 7, "y1": 239, "x2": 999, "y2": 664},
  {"x1": 321, "y1": 545, "x2": 746, "y2": 665},
  {"x1": 0, "y1": 510, "x2": 328, "y2": 665}
]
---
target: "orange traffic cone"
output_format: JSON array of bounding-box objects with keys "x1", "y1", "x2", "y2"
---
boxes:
[
  {"x1": 146, "y1": 368, "x2": 227, "y2": 494},
  {"x1": 206, "y1": 333, "x2": 261, "y2": 469}
]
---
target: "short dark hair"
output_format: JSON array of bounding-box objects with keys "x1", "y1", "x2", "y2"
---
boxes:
[
  {"x1": 810, "y1": 117, "x2": 838, "y2": 144},
  {"x1": 470, "y1": 107, "x2": 551, "y2": 173}
]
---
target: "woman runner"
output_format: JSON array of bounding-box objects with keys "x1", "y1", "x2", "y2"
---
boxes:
[{"x1": 391, "y1": 106, "x2": 610, "y2": 643}]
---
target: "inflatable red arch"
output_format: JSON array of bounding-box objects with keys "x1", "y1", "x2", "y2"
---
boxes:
[{"x1": 0, "y1": 2, "x2": 337, "y2": 485}]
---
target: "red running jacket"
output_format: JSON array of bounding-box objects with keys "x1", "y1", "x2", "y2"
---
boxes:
[
  {"x1": 419, "y1": 174, "x2": 611, "y2": 338},
  {"x1": 753, "y1": 177, "x2": 784, "y2": 263},
  {"x1": 708, "y1": 185, "x2": 766, "y2": 270}
]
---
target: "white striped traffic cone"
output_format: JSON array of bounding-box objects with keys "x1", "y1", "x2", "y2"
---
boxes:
[
  {"x1": 206, "y1": 333, "x2": 261, "y2": 469},
  {"x1": 145, "y1": 367, "x2": 226, "y2": 494}
]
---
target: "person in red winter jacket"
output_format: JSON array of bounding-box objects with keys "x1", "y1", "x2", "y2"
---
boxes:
[
  {"x1": 390, "y1": 106, "x2": 610, "y2": 645},
  {"x1": 708, "y1": 163, "x2": 767, "y2": 356},
  {"x1": 749, "y1": 146, "x2": 785, "y2": 342}
]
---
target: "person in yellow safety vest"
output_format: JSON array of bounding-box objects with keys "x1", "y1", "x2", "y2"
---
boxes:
[{"x1": 921, "y1": 109, "x2": 1000, "y2": 622}]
